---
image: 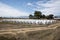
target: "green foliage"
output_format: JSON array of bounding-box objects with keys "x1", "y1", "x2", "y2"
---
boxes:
[
  {"x1": 49, "y1": 14, "x2": 54, "y2": 19},
  {"x1": 46, "y1": 14, "x2": 54, "y2": 19},
  {"x1": 29, "y1": 14, "x2": 33, "y2": 19},
  {"x1": 29, "y1": 11, "x2": 54, "y2": 19},
  {"x1": 34, "y1": 11, "x2": 42, "y2": 19},
  {"x1": 42, "y1": 14, "x2": 46, "y2": 18},
  {"x1": 0, "y1": 17, "x2": 2, "y2": 19}
]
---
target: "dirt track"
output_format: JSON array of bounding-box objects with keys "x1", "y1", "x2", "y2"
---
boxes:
[
  {"x1": 0, "y1": 22, "x2": 60, "y2": 34},
  {"x1": 0, "y1": 21, "x2": 60, "y2": 40}
]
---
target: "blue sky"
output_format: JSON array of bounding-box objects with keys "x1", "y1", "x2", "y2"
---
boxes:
[{"x1": 0, "y1": 0, "x2": 60, "y2": 17}]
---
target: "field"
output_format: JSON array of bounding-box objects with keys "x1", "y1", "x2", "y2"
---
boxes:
[{"x1": 0, "y1": 19, "x2": 60, "y2": 40}]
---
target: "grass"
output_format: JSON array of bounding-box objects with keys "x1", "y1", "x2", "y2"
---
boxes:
[
  {"x1": 0, "y1": 33, "x2": 16, "y2": 40},
  {"x1": 0, "y1": 26, "x2": 59, "y2": 40},
  {"x1": 0, "y1": 30, "x2": 51, "y2": 40},
  {"x1": 0, "y1": 29, "x2": 56, "y2": 40},
  {"x1": 0, "y1": 22, "x2": 49, "y2": 30},
  {"x1": 0, "y1": 20, "x2": 60, "y2": 40},
  {"x1": 26, "y1": 29, "x2": 54, "y2": 40}
]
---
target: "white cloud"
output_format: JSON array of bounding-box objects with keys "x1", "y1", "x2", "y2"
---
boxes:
[
  {"x1": 41, "y1": 0, "x2": 60, "y2": 15},
  {"x1": 0, "y1": 2, "x2": 29, "y2": 17},
  {"x1": 27, "y1": 3, "x2": 33, "y2": 6},
  {"x1": 28, "y1": 0, "x2": 60, "y2": 16}
]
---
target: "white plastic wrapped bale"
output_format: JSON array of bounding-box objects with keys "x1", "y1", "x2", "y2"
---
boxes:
[{"x1": 1, "y1": 19, "x2": 56, "y2": 25}]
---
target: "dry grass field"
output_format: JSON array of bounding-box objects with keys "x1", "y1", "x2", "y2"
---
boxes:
[{"x1": 0, "y1": 20, "x2": 60, "y2": 40}]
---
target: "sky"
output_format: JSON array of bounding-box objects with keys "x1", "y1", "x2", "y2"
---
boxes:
[{"x1": 0, "y1": 0, "x2": 60, "y2": 17}]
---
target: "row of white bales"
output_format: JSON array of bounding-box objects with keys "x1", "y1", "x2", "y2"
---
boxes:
[{"x1": 2, "y1": 19, "x2": 56, "y2": 25}]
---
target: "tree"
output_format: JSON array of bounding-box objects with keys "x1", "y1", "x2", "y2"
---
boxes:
[
  {"x1": 46, "y1": 14, "x2": 54, "y2": 19},
  {"x1": 42, "y1": 14, "x2": 46, "y2": 18},
  {"x1": 29, "y1": 14, "x2": 33, "y2": 19},
  {"x1": 34, "y1": 11, "x2": 42, "y2": 19},
  {"x1": 29, "y1": 11, "x2": 54, "y2": 19},
  {"x1": 0, "y1": 17, "x2": 2, "y2": 19},
  {"x1": 49, "y1": 14, "x2": 54, "y2": 19}
]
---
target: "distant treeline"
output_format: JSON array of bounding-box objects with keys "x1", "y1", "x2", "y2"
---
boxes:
[
  {"x1": 0, "y1": 11, "x2": 55, "y2": 19},
  {"x1": 0, "y1": 17, "x2": 29, "y2": 19},
  {"x1": 29, "y1": 11, "x2": 54, "y2": 19},
  {"x1": 0, "y1": 17, "x2": 23, "y2": 19},
  {"x1": 0, "y1": 17, "x2": 2, "y2": 19}
]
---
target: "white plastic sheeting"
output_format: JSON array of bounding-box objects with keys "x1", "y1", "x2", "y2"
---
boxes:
[{"x1": 2, "y1": 19, "x2": 56, "y2": 25}]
